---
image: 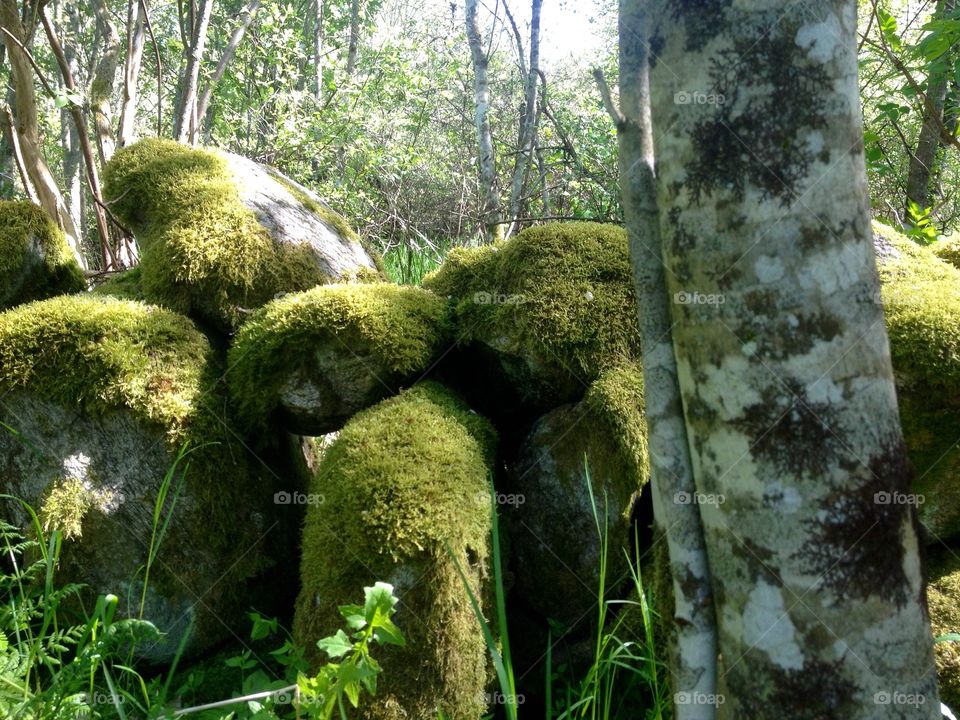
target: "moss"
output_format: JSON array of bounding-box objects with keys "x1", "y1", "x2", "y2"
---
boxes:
[
  {"x1": 227, "y1": 282, "x2": 452, "y2": 430},
  {"x1": 40, "y1": 477, "x2": 91, "y2": 540},
  {"x1": 933, "y1": 235, "x2": 960, "y2": 271},
  {"x1": 293, "y1": 382, "x2": 495, "y2": 719},
  {"x1": 0, "y1": 200, "x2": 85, "y2": 309},
  {"x1": 925, "y1": 551, "x2": 960, "y2": 708},
  {"x1": 583, "y1": 362, "x2": 649, "y2": 488},
  {"x1": 92, "y1": 266, "x2": 144, "y2": 301},
  {"x1": 103, "y1": 138, "x2": 371, "y2": 330},
  {"x1": 423, "y1": 222, "x2": 641, "y2": 404}
]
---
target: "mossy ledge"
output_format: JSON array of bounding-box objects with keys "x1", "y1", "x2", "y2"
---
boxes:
[
  {"x1": 293, "y1": 382, "x2": 495, "y2": 719},
  {"x1": 423, "y1": 221, "x2": 641, "y2": 409},
  {"x1": 227, "y1": 282, "x2": 452, "y2": 433},
  {"x1": 0, "y1": 200, "x2": 84, "y2": 309},
  {"x1": 103, "y1": 138, "x2": 378, "y2": 330}
]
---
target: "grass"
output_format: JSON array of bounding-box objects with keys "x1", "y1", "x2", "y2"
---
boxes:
[{"x1": 381, "y1": 237, "x2": 450, "y2": 285}]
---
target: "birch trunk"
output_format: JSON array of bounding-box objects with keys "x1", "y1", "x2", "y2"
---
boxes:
[
  {"x1": 90, "y1": 0, "x2": 121, "y2": 163},
  {"x1": 195, "y1": 0, "x2": 260, "y2": 127},
  {"x1": 345, "y1": 0, "x2": 361, "y2": 77},
  {"x1": 465, "y1": 0, "x2": 502, "y2": 243},
  {"x1": 174, "y1": 0, "x2": 214, "y2": 144},
  {"x1": 613, "y1": 2, "x2": 717, "y2": 715},
  {"x1": 647, "y1": 2, "x2": 938, "y2": 716},
  {"x1": 118, "y1": 0, "x2": 146, "y2": 147},
  {"x1": 313, "y1": 0, "x2": 324, "y2": 100}
]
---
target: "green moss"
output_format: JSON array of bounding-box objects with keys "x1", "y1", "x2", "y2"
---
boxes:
[
  {"x1": 423, "y1": 222, "x2": 641, "y2": 400},
  {"x1": 103, "y1": 139, "x2": 371, "y2": 330},
  {"x1": 925, "y1": 551, "x2": 960, "y2": 708},
  {"x1": 0, "y1": 200, "x2": 85, "y2": 309},
  {"x1": 293, "y1": 382, "x2": 494, "y2": 719},
  {"x1": 227, "y1": 282, "x2": 452, "y2": 429},
  {"x1": 92, "y1": 266, "x2": 144, "y2": 301},
  {"x1": 933, "y1": 235, "x2": 960, "y2": 271}
]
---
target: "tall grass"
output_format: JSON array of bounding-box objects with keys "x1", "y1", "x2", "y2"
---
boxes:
[{"x1": 381, "y1": 237, "x2": 450, "y2": 285}]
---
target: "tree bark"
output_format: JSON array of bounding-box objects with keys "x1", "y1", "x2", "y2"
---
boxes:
[
  {"x1": 345, "y1": 0, "x2": 361, "y2": 77},
  {"x1": 506, "y1": 0, "x2": 541, "y2": 238},
  {"x1": 89, "y1": 0, "x2": 121, "y2": 163},
  {"x1": 195, "y1": 0, "x2": 260, "y2": 128},
  {"x1": 118, "y1": 0, "x2": 147, "y2": 147},
  {"x1": 313, "y1": 0, "x2": 324, "y2": 100},
  {"x1": 0, "y1": 0, "x2": 83, "y2": 267},
  {"x1": 647, "y1": 2, "x2": 938, "y2": 717},
  {"x1": 608, "y1": 1, "x2": 718, "y2": 715},
  {"x1": 60, "y1": 2, "x2": 82, "y2": 232},
  {"x1": 174, "y1": 0, "x2": 214, "y2": 144},
  {"x1": 465, "y1": 0, "x2": 502, "y2": 243}
]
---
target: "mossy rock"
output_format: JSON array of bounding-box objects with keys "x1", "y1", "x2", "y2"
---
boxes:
[
  {"x1": 874, "y1": 222, "x2": 960, "y2": 541},
  {"x1": 0, "y1": 200, "x2": 84, "y2": 309},
  {"x1": 925, "y1": 550, "x2": 960, "y2": 709},
  {"x1": 507, "y1": 364, "x2": 648, "y2": 629},
  {"x1": 103, "y1": 138, "x2": 381, "y2": 330},
  {"x1": 227, "y1": 283, "x2": 450, "y2": 434},
  {"x1": 933, "y1": 235, "x2": 960, "y2": 272},
  {"x1": 422, "y1": 222, "x2": 641, "y2": 412},
  {"x1": 293, "y1": 382, "x2": 495, "y2": 719},
  {"x1": 0, "y1": 295, "x2": 300, "y2": 661},
  {"x1": 92, "y1": 266, "x2": 144, "y2": 301}
]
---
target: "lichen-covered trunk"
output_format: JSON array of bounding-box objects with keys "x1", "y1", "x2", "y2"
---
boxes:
[
  {"x1": 614, "y1": 2, "x2": 717, "y2": 716},
  {"x1": 173, "y1": 0, "x2": 214, "y2": 144},
  {"x1": 90, "y1": 0, "x2": 121, "y2": 163},
  {"x1": 648, "y1": 2, "x2": 939, "y2": 717},
  {"x1": 465, "y1": 0, "x2": 502, "y2": 243}
]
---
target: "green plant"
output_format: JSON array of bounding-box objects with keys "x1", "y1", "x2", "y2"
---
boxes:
[{"x1": 905, "y1": 201, "x2": 939, "y2": 245}]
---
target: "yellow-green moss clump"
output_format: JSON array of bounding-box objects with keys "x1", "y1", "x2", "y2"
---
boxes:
[
  {"x1": 227, "y1": 282, "x2": 451, "y2": 433},
  {"x1": 0, "y1": 295, "x2": 285, "y2": 659},
  {"x1": 423, "y1": 222, "x2": 641, "y2": 407},
  {"x1": 875, "y1": 221, "x2": 960, "y2": 540},
  {"x1": 0, "y1": 200, "x2": 84, "y2": 309},
  {"x1": 103, "y1": 138, "x2": 377, "y2": 330},
  {"x1": 293, "y1": 382, "x2": 495, "y2": 719},
  {"x1": 925, "y1": 551, "x2": 960, "y2": 708},
  {"x1": 92, "y1": 266, "x2": 144, "y2": 301},
  {"x1": 933, "y1": 234, "x2": 960, "y2": 271}
]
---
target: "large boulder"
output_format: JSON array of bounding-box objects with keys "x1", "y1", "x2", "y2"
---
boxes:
[
  {"x1": 0, "y1": 295, "x2": 298, "y2": 661},
  {"x1": 227, "y1": 283, "x2": 450, "y2": 434},
  {"x1": 422, "y1": 222, "x2": 641, "y2": 418},
  {"x1": 102, "y1": 138, "x2": 383, "y2": 330},
  {"x1": 875, "y1": 222, "x2": 960, "y2": 542},
  {"x1": 0, "y1": 200, "x2": 84, "y2": 309},
  {"x1": 293, "y1": 382, "x2": 495, "y2": 720},
  {"x1": 507, "y1": 363, "x2": 649, "y2": 628}
]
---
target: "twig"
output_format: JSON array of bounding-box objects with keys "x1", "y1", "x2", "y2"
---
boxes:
[{"x1": 592, "y1": 68, "x2": 626, "y2": 128}]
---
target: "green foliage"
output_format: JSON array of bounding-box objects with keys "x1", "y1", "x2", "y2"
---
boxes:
[
  {"x1": 226, "y1": 282, "x2": 452, "y2": 429},
  {"x1": 905, "y1": 201, "x2": 938, "y2": 244},
  {"x1": 0, "y1": 201, "x2": 84, "y2": 310}
]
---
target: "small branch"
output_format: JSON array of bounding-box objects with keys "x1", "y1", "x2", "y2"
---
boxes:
[
  {"x1": 0, "y1": 27, "x2": 56, "y2": 99},
  {"x1": 1, "y1": 105, "x2": 37, "y2": 203},
  {"x1": 592, "y1": 68, "x2": 626, "y2": 128}
]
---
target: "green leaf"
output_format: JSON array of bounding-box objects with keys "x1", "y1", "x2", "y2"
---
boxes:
[
  {"x1": 936, "y1": 633, "x2": 960, "y2": 644},
  {"x1": 338, "y1": 603, "x2": 367, "y2": 629},
  {"x1": 372, "y1": 618, "x2": 405, "y2": 647},
  {"x1": 317, "y1": 629, "x2": 353, "y2": 659},
  {"x1": 363, "y1": 582, "x2": 397, "y2": 623}
]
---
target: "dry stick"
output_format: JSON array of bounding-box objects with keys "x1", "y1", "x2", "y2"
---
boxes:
[
  {"x1": 140, "y1": 0, "x2": 162, "y2": 137},
  {"x1": 39, "y1": 9, "x2": 117, "y2": 270},
  {"x1": 1, "y1": 105, "x2": 37, "y2": 203}
]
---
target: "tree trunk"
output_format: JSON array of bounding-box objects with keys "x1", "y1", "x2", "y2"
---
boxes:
[
  {"x1": 0, "y1": 0, "x2": 83, "y2": 266},
  {"x1": 174, "y1": 0, "x2": 214, "y2": 144},
  {"x1": 645, "y1": 2, "x2": 938, "y2": 717},
  {"x1": 313, "y1": 0, "x2": 324, "y2": 100},
  {"x1": 60, "y1": 2, "x2": 82, "y2": 232},
  {"x1": 345, "y1": 0, "x2": 361, "y2": 76},
  {"x1": 465, "y1": 0, "x2": 502, "y2": 243},
  {"x1": 118, "y1": 0, "x2": 147, "y2": 147},
  {"x1": 506, "y1": 0, "x2": 541, "y2": 237},
  {"x1": 195, "y1": 0, "x2": 260, "y2": 128},
  {"x1": 905, "y1": 0, "x2": 954, "y2": 218},
  {"x1": 90, "y1": 0, "x2": 121, "y2": 163},
  {"x1": 608, "y1": 1, "x2": 719, "y2": 714}
]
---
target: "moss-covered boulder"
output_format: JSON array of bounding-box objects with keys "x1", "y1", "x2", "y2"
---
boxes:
[
  {"x1": 293, "y1": 382, "x2": 495, "y2": 719},
  {"x1": 924, "y1": 550, "x2": 960, "y2": 709},
  {"x1": 423, "y1": 222, "x2": 641, "y2": 414},
  {"x1": 508, "y1": 364, "x2": 648, "y2": 628},
  {"x1": 0, "y1": 295, "x2": 299, "y2": 661},
  {"x1": 103, "y1": 138, "x2": 381, "y2": 330},
  {"x1": 874, "y1": 221, "x2": 960, "y2": 542},
  {"x1": 0, "y1": 200, "x2": 84, "y2": 309},
  {"x1": 227, "y1": 283, "x2": 450, "y2": 434},
  {"x1": 92, "y1": 266, "x2": 144, "y2": 301}
]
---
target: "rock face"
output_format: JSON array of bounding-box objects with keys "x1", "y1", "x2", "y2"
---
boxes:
[
  {"x1": 227, "y1": 283, "x2": 450, "y2": 434},
  {"x1": 0, "y1": 200, "x2": 84, "y2": 309},
  {"x1": 0, "y1": 295, "x2": 295, "y2": 662},
  {"x1": 422, "y1": 222, "x2": 641, "y2": 417},
  {"x1": 508, "y1": 364, "x2": 648, "y2": 628},
  {"x1": 102, "y1": 138, "x2": 382, "y2": 330},
  {"x1": 293, "y1": 383, "x2": 495, "y2": 720}
]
